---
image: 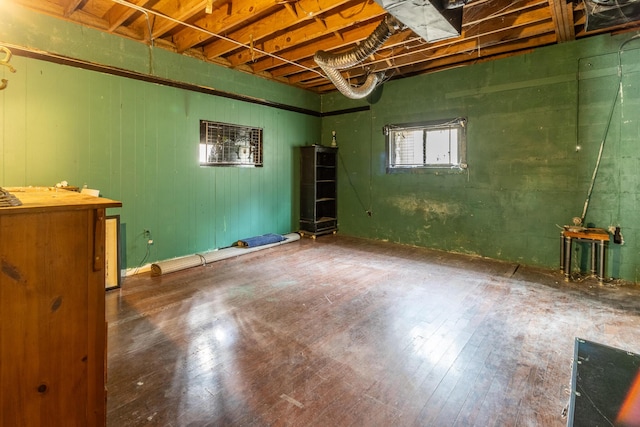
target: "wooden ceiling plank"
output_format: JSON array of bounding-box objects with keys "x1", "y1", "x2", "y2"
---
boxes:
[
  {"x1": 314, "y1": 16, "x2": 328, "y2": 30},
  {"x1": 309, "y1": 30, "x2": 558, "y2": 90},
  {"x1": 371, "y1": 20, "x2": 556, "y2": 71},
  {"x1": 119, "y1": 0, "x2": 215, "y2": 37},
  {"x1": 171, "y1": 0, "x2": 283, "y2": 52},
  {"x1": 250, "y1": 20, "x2": 383, "y2": 73},
  {"x1": 104, "y1": 0, "x2": 158, "y2": 33},
  {"x1": 266, "y1": 10, "x2": 553, "y2": 79},
  {"x1": 253, "y1": 2, "x2": 551, "y2": 74},
  {"x1": 400, "y1": 32, "x2": 557, "y2": 72},
  {"x1": 64, "y1": 0, "x2": 84, "y2": 18},
  {"x1": 564, "y1": 0, "x2": 576, "y2": 40},
  {"x1": 550, "y1": 0, "x2": 565, "y2": 41},
  {"x1": 548, "y1": 0, "x2": 575, "y2": 42},
  {"x1": 203, "y1": 0, "x2": 375, "y2": 60},
  {"x1": 263, "y1": 26, "x2": 435, "y2": 77},
  {"x1": 202, "y1": 0, "x2": 328, "y2": 59},
  {"x1": 288, "y1": 70, "x2": 327, "y2": 84},
  {"x1": 463, "y1": 6, "x2": 552, "y2": 38},
  {"x1": 10, "y1": 0, "x2": 633, "y2": 95},
  {"x1": 16, "y1": 0, "x2": 147, "y2": 39},
  {"x1": 576, "y1": 19, "x2": 640, "y2": 38},
  {"x1": 573, "y1": 9, "x2": 586, "y2": 29},
  {"x1": 151, "y1": 0, "x2": 216, "y2": 39},
  {"x1": 268, "y1": 58, "x2": 318, "y2": 77},
  {"x1": 12, "y1": 0, "x2": 65, "y2": 17},
  {"x1": 384, "y1": 12, "x2": 553, "y2": 61},
  {"x1": 463, "y1": 0, "x2": 550, "y2": 27},
  {"x1": 274, "y1": 17, "x2": 556, "y2": 84},
  {"x1": 283, "y1": 3, "x2": 298, "y2": 19},
  {"x1": 266, "y1": 30, "x2": 448, "y2": 78},
  {"x1": 315, "y1": 5, "x2": 551, "y2": 58},
  {"x1": 388, "y1": 34, "x2": 557, "y2": 78},
  {"x1": 225, "y1": 6, "x2": 386, "y2": 66}
]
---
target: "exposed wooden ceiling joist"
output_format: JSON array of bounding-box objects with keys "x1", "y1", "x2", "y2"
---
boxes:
[{"x1": 5, "y1": 0, "x2": 640, "y2": 94}]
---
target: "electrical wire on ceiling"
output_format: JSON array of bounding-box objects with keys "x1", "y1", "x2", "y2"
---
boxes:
[
  {"x1": 110, "y1": 0, "x2": 324, "y2": 78},
  {"x1": 137, "y1": 5, "x2": 155, "y2": 47}
]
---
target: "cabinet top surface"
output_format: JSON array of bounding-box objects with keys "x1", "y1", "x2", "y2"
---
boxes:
[
  {"x1": 0, "y1": 187, "x2": 122, "y2": 214},
  {"x1": 301, "y1": 144, "x2": 337, "y2": 152}
]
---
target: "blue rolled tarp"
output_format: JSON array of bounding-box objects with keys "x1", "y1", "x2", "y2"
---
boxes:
[{"x1": 238, "y1": 233, "x2": 286, "y2": 248}]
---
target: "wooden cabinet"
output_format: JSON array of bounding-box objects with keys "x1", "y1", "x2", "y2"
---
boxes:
[
  {"x1": 0, "y1": 188, "x2": 121, "y2": 427},
  {"x1": 299, "y1": 145, "x2": 337, "y2": 237}
]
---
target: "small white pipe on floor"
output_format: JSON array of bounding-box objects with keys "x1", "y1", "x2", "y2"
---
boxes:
[
  {"x1": 150, "y1": 232, "x2": 300, "y2": 276},
  {"x1": 150, "y1": 254, "x2": 205, "y2": 276}
]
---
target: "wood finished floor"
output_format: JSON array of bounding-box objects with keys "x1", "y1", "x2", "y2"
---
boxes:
[{"x1": 105, "y1": 235, "x2": 640, "y2": 426}]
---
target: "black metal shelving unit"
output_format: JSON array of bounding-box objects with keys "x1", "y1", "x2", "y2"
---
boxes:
[{"x1": 299, "y1": 145, "x2": 337, "y2": 238}]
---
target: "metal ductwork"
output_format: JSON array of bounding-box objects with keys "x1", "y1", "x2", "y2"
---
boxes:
[
  {"x1": 374, "y1": 0, "x2": 464, "y2": 43},
  {"x1": 314, "y1": 17, "x2": 399, "y2": 99},
  {"x1": 315, "y1": 65, "x2": 384, "y2": 100},
  {"x1": 584, "y1": 0, "x2": 640, "y2": 32},
  {"x1": 316, "y1": 1, "x2": 466, "y2": 98}
]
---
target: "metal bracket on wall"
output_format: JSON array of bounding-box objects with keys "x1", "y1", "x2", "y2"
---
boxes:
[{"x1": 0, "y1": 45, "x2": 17, "y2": 90}]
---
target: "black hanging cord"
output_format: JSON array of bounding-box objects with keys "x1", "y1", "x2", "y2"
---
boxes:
[{"x1": 338, "y1": 150, "x2": 370, "y2": 216}]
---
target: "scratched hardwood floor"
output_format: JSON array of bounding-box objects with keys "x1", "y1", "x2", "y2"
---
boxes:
[{"x1": 105, "y1": 235, "x2": 640, "y2": 426}]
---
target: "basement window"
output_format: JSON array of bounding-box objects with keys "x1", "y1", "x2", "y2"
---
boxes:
[
  {"x1": 385, "y1": 117, "x2": 467, "y2": 172},
  {"x1": 199, "y1": 120, "x2": 263, "y2": 167}
]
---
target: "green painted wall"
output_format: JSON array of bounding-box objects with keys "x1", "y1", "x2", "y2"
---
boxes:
[
  {"x1": 2, "y1": 3, "x2": 639, "y2": 282},
  {"x1": 322, "y1": 33, "x2": 640, "y2": 282},
  {"x1": 0, "y1": 4, "x2": 320, "y2": 269}
]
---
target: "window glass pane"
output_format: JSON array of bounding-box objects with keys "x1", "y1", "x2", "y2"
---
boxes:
[
  {"x1": 425, "y1": 129, "x2": 457, "y2": 165},
  {"x1": 385, "y1": 118, "x2": 466, "y2": 171},
  {"x1": 393, "y1": 129, "x2": 423, "y2": 166},
  {"x1": 450, "y1": 128, "x2": 458, "y2": 162},
  {"x1": 199, "y1": 143, "x2": 209, "y2": 164}
]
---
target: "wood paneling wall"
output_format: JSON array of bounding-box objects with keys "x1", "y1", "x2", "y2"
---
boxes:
[{"x1": 0, "y1": 56, "x2": 320, "y2": 268}]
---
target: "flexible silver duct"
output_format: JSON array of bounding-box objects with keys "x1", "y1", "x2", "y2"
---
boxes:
[
  {"x1": 314, "y1": 16, "x2": 399, "y2": 99},
  {"x1": 318, "y1": 66, "x2": 384, "y2": 99},
  {"x1": 314, "y1": 17, "x2": 398, "y2": 69}
]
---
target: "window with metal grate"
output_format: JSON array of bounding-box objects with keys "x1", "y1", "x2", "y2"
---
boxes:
[{"x1": 199, "y1": 120, "x2": 263, "y2": 167}]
